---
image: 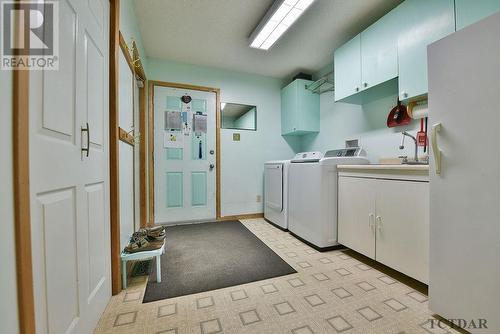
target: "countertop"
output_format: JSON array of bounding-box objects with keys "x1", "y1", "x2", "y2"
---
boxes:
[
  {"x1": 337, "y1": 164, "x2": 429, "y2": 172},
  {"x1": 337, "y1": 164, "x2": 429, "y2": 182}
]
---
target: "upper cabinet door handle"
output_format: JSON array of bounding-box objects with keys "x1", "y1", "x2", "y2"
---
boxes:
[
  {"x1": 431, "y1": 123, "x2": 442, "y2": 175},
  {"x1": 81, "y1": 122, "x2": 90, "y2": 157},
  {"x1": 363, "y1": 82, "x2": 368, "y2": 88}
]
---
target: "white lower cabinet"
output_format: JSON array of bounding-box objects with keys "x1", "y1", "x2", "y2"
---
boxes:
[
  {"x1": 338, "y1": 176, "x2": 429, "y2": 284},
  {"x1": 338, "y1": 177, "x2": 376, "y2": 259}
]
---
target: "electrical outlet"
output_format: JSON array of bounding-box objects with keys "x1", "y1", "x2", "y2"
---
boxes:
[{"x1": 256, "y1": 195, "x2": 262, "y2": 203}]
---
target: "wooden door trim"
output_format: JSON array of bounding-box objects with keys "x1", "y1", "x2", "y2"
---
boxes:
[
  {"x1": 148, "y1": 80, "x2": 222, "y2": 224},
  {"x1": 11, "y1": 0, "x2": 35, "y2": 330},
  {"x1": 139, "y1": 85, "x2": 148, "y2": 228},
  {"x1": 13, "y1": 55, "x2": 36, "y2": 334},
  {"x1": 109, "y1": 0, "x2": 121, "y2": 295}
]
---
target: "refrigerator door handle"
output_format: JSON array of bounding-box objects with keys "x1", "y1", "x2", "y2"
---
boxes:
[{"x1": 431, "y1": 123, "x2": 442, "y2": 175}]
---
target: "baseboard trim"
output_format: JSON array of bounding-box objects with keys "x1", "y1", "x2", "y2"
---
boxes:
[
  {"x1": 288, "y1": 231, "x2": 345, "y2": 252},
  {"x1": 218, "y1": 213, "x2": 264, "y2": 221}
]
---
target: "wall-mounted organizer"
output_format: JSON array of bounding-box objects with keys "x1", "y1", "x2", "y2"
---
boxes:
[
  {"x1": 191, "y1": 100, "x2": 207, "y2": 160},
  {"x1": 164, "y1": 96, "x2": 183, "y2": 160},
  {"x1": 191, "y1": 133, "x2": 206, "y2": 160}
]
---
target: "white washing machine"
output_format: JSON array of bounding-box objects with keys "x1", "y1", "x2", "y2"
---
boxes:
[
  {"x1": 288, "y1": 148, "x2": 369, "y2": 250},
  {"x1": 264, "y1": 160, "x2": 291, "y2": 230}
]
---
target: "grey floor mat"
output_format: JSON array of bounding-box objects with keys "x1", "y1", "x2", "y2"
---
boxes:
[{"x1": 143, "y1": 220, "x2": 296, "y2": 303}]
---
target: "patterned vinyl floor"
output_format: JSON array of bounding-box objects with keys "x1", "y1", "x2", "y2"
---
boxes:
[{"x1": 94, "y1": 219, "x2": 459, "y2": 334}]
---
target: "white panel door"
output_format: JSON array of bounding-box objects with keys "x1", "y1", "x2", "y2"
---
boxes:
[
  {"x1": 428, "y1": 12, "x2": 500, "y2": 333},
  {"x1": 337, "y1": 177, "x2": 376, "y2": 259},
  {"x1": 154, "y1": 86, "x2": 217, "y2": 224},
  {"x1": 375, "y1": 179, "x2": 429, "y2": 284},
  {"x1": 29, "y1": 1, "x2": 110, "y2": 333}
]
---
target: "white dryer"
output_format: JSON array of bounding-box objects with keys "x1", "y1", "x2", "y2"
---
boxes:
[
  {"x1": 264, "y1": 159, "x2": 291, "y2": 230},
  {"x1": 288, "y1": 148, "x2": 369, "y2": 250}
]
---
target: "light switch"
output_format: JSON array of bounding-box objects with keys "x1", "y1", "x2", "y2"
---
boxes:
[{"x1": 233, "y1": 133, "x2": 240, "y2": 141}]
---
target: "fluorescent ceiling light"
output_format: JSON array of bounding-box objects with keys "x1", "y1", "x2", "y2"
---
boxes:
[{"x1": 249, "y1": 0, "x2": 315, "y2": 50}]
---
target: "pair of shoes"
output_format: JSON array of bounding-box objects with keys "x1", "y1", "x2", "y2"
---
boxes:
[
  {"x1": 124, "y1": 234, "x2": 163, "y2": 253},
  {"x1": 145, "y1": 226, "x2": 166, "y2": 241},
  {"x1": 124, "y1": 226, "x2": 166, "y2": 253},
  {"x1": 131, "y1": 226, "x2": 166, "y2": 242}
]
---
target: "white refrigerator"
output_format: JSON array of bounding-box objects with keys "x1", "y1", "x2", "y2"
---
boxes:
[{"x1": 428, "y1": 11, "x2": 500, "y2": 333}]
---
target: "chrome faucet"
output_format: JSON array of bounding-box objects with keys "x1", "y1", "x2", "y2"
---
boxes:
[{"x1": 399, "y1": 131, "x2": 418, "y2": 163}]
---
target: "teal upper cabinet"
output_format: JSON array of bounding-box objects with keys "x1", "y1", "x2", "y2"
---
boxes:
[
  {"x1": 334, "y1": 35, "x2": 361, "y2": 101},
  {"x1": 360, "y1": 7, "x2": 400, "y2": 91},
  {"x1": 397, "y1": 0, "x2": 455, "y2": 101},
  {"x1": 334, "y1": 7, "x2": 401, "y2": 103},
  {"x1": 281, "y1": 79, "x2": 319, "y2": 136},
  {"x1": 455, "y1": 0, "x2": 500, "y2": 30}
]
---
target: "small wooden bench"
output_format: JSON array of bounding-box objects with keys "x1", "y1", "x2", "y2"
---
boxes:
[{"x1": 121, "y1": 241, "x2": 165, "y2": 289}]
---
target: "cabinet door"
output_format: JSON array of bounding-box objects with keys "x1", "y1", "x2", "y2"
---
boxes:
[
  {"x1": 360, "y1": 8, "x2": 399, "y2": 90},
  {"x1": 338, "y1": 177, "x2": 376, "y2": 259},
  {"x1": 375, "y1": 180, "x2": 429, "y2": 283},
  {"x1": 334, "y1": 35, "x2": 361, "y2": 101},
  {"x1": 297, "y1": 79, "x2": 320, "y2": 133},
  {"x1": 398, "y1": 0, "x2": 455, "y2": 100},
  {"x1": 455, "y1": 0, "x2": 500, "y2": 30},
  {"x1": 281, "y1": 81, "x2": 297, "y2": 135}
]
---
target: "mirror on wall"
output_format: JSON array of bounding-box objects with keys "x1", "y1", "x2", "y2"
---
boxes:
[{"x1": 221, "y1": 102, "x2": 257, "y2": 131}]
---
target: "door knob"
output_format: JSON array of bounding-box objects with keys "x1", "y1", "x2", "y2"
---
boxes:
[{"x1": 209, "y1": 149, "x2": 214, "y2": 155}]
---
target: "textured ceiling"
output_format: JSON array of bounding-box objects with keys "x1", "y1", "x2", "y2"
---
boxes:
[{"x1": 134, "y1": 0, "x2": 403, "y2": 79}]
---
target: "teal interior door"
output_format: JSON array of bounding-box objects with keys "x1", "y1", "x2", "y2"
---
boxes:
[{"x1": 154, "y1": 86, "x2": 217, "y2": 224}]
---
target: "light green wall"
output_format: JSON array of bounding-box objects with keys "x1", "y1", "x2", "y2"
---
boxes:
[
  {"x1": 120, "y1": 0, "x2": 148, "y2": 72},
  {"x1": 146, "y1": 58, "x2": 301, "y2": 216},
  {"x1": 302, "y1": 64, "x2": 419, "y2": 161},
  {"x1": 0, "y1": 69, "x2": 19, "y2": 333}
]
